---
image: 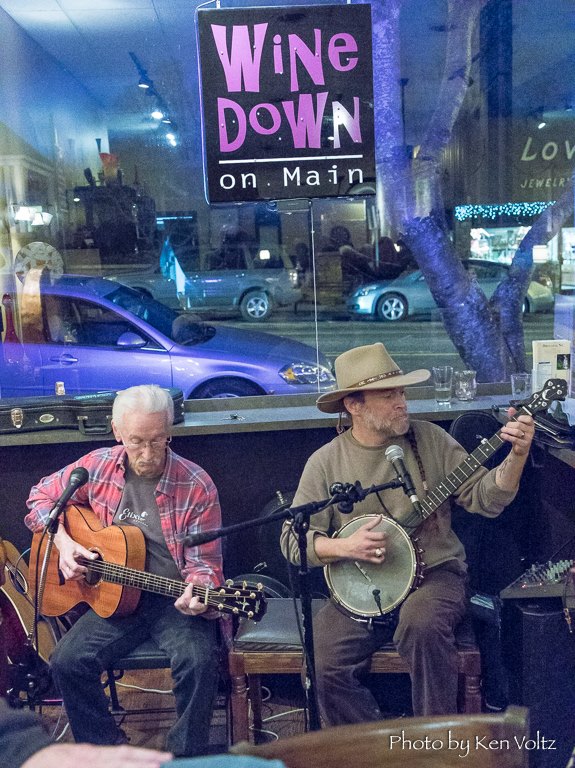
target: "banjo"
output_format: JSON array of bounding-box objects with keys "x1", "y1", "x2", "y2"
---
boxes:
[{"x1": 325, "y1": 379, "x2": 568, "y2": 621}]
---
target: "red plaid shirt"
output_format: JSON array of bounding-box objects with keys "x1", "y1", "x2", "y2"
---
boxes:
[{"x1": 25, "y1": 445, "x2": 224, "y2": 587}]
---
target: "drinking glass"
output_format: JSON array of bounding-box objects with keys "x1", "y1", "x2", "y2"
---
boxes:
[
  {"x1": 454, "y1": 370, "x2": 477, "y2": 401},
  {"x1": 511, "y1": 372, "x2": 531, "y2": 400},
  {"x1": 432, "y1": 365, "x2": 453, "y2": 405}
]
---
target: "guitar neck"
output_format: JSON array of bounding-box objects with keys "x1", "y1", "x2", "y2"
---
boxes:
[{"x1": 79, "y1": 557, "x2": 196, "y2": 601}]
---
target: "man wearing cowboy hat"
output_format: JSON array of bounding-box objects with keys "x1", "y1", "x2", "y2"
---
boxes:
[{"x1": 280, "y1": 342, "x2": 534, "y2": 723}]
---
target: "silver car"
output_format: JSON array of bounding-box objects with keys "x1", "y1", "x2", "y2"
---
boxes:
[{"x1": 347, "y1": 259, "x2": 555, "y2": 321}]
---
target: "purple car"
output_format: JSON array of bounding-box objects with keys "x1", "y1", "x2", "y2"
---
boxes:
[{"x1": 0, "y1": 275, "x2": 335, "y2": 399}]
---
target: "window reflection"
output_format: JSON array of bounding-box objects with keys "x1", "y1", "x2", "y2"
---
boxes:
[{"x1": 0, "y1": 1, "x2": 571, "y2": 399}]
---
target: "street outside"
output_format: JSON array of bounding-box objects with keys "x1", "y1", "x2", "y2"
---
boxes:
[{"x1": 215, "y1": 308, "x2": 556, "y2": 375}]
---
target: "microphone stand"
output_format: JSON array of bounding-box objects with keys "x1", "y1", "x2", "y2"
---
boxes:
[
  {"x1": 185, "y1": 477, "x2": 404, "y2": 732},
  {"x1": 35, "y1": 514, "x2": 61, "y2": 624},
  {"x1": 10, "y1": 506, "x2": 64, "y2": 708},
  {"x1": 23, "y1": 508, "x2": 67, "y2": 707}
]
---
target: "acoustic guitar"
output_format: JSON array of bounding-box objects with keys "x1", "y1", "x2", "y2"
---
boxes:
[
  {"x1": 0, "y1": 540, "x2": 60, "y2": 664},
  {"x1": 30, "y1": 504, "x2": 266, "y2": 622}
]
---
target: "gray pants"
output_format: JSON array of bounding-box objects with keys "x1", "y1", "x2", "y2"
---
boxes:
[{"x1": 314, "y1": 563, "x2": 467, "y2": 724}]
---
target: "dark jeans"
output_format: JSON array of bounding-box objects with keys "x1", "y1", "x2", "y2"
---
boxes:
[
  {"x1": 314, "y1": 563, "x2": 467, "y2": 724},
  {"x1": 50, "y1": 593, "x2": 220, "y2": 757}
]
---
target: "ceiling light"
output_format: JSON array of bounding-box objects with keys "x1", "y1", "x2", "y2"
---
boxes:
[
  {"x1": 130, "y1": 51, "x2": 154, "y2": 89},
  {"x1": 151, "y1": 107, "x2": 164, "y2": 120},
  {"x1": 32, "y1": 211, "x2": 53, "y2": 226},
  {"x1": 11, "y1": 204, "x2": 52, "y2": 224},
  {"x1": 537, "y1": 121, "x2": 546, "y2": 129},
  {"x1": 13, "y1": 205, "x2": 33, "y2": 221}
]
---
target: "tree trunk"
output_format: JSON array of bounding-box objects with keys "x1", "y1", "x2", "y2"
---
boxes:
[
  {"x1": 492, "y1": 178, "x2": 574, "y2": 373},
  {"x1": 403, "y1": 216, "x2": 507, "y2": 381},
  {"x1": 372, "y1": 0, "x2": 411, "y2": 234},
  {"x1": 370, "y1": 0, "x2": 573, "y2": 382}
]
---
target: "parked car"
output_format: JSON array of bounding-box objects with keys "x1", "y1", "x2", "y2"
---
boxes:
[
  {"x1": 106, "y1": 266, "x2": 184, "y2": 309},
  {"x1": 108, "y1": 239, "x2": 302, "y2": 322},
  {"x1": 0, "y1": 275, "x2": 334, "y2": 399},
  {"x1": 185, "y1": 243, "x2": 301, "y2": 322},
  {"x1": 346, "y1": 259, "x2": 555, "y2": 321}
]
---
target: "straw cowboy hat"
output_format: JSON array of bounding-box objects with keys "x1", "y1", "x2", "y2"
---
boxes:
[{"x1": 317, "y1": 342, "x2": 430, "y2": 414}]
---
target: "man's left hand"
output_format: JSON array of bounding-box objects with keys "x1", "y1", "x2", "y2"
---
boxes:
[
  {"x1": 174, "y1": 582, "x2": 209, "y2": 616},
  {"x1": 501, "y1": 409, "x2": 535, "y2": 456}
]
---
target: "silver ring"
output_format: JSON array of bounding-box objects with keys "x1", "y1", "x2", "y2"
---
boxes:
[{"x1": 375, "y1": 547, "x2": 383, "y2": 557}]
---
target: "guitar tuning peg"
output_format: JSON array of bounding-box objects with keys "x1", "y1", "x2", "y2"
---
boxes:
[{"x1": 225, "y1": 578, "x2": 232, "y2": 586}]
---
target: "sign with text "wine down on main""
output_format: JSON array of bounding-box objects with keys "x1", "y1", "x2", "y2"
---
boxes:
[{"x1": 197, "y1": 4, "x2": 375, "y2": 203}]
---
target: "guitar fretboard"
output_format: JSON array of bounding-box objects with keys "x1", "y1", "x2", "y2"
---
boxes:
[{"x1": 80, "y1": 558, "x2": 209, "y2": 603}]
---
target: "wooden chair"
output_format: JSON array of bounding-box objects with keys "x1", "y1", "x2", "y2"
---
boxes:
[
  {"x1": 230, "y1": 706, "x2": 530, "y2": 768},
  {"x1": 228, "y1": 599, "x2": 481, "y2": 744}
]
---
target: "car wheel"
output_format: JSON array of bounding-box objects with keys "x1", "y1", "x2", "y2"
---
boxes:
[
  {"x1": 240, "y1": 291, "x2": 272, "y2": 321},
  {"x1": 375, "y1": 293, "x2": 408, "y2": 321},
  {"x1": 190, "y1": 377, "x2": 265, "y2": 399}
]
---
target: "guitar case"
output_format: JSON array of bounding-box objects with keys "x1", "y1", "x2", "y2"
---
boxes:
[{"x1": 0, "y1": 388, "x2": 185, "y2": 435}]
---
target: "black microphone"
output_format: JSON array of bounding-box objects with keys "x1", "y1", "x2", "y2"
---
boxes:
[
  {"x1": 45, "y1": 467, "x2": 89, "y2": 527},
  {"x1": 384, "y1": 445, "x2": 423, "y2": 517},
  {"x1": 183, "y1": 529, "x2": 222, "y2": 547}
]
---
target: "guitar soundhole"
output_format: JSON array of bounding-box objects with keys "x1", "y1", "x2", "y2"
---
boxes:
[
  {"x1": 8, "y1": 567, "x2": 28, "y2": 596},
  {"x1": 84, "y1": 551, "x2": 102, "y2": 586}
]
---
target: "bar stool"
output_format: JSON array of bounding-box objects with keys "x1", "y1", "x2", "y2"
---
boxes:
[{"x1": 228, "y1": 598, "x2": 481, "y2": 743}]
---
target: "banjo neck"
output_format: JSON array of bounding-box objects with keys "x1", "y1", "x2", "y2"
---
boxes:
[
  {"x1": 416, "y1": 377, "x2": 567, "y2": 524},
  {"x1": 419, "y1": 429, "x2": 505, "y2": 522}
]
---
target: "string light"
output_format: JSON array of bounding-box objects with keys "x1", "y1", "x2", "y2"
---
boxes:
[{"x1": 454, "y1": 201, "x2": 555, "y2": 221}]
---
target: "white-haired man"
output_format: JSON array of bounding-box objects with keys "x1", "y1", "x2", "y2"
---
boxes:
[
  {"x1": 25, "y1": 385, "x2": 223, "y2": 758},
  {"x1": 281, "y1": 343, "x2": 534, "y2": 722}
]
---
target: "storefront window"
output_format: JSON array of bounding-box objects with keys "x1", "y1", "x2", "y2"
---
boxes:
[{"x1": 0, "y1": 0, "x2": 573, "y2": 401}]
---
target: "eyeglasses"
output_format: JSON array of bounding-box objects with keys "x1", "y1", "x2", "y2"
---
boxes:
[{"x1": 123, "y1": 436, "x2": 172, "y2": 451}]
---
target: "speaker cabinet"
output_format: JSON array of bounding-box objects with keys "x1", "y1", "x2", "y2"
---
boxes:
[{"x1": 503, "y1": 601, "x2": 575, "y2": 768}]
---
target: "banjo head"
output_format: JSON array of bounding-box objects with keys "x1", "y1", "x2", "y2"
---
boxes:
[{"x1": 325, "y1": 514, "x2": 420, "y2": 619}]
